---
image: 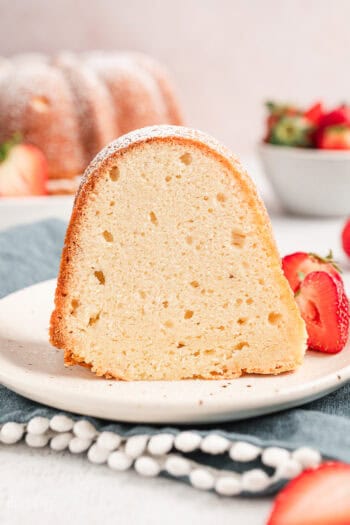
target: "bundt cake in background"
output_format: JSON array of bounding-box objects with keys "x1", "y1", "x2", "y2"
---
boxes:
[{"x1": 0, "y1": 52, "x2": 182, "y2": 195}]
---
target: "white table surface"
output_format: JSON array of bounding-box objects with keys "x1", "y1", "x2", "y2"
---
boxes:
[{"x1": 0, "y1": 160, "x2": 346, "y2": 525}]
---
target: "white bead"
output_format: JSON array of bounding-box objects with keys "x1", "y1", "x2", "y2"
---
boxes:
[
  {"x1": 275, "y1": 458, "x2": 303, "y2": 480},
  {"x1": 229, "y1": 442, "x2": 261, "y2": 462},
  {"x1": 50, "y1": 432, "x2": 73, "y2": 452},
  {"x1": 215, "y1": 476, "x2": 242, "y2": 496},
  {"x1": 97, "y1": 432, "x2": 121, "y2": 451},
  {"x1": 165, "y1": 455, "x2": 191, "y2": 477},
  {"x1": 292, "y1": 447, "x2": 321, "y2": 469},
  {"x1": 262, "y1": 447, "x2": 290, "y2": 468},
  {"x1": 27, "y1": 417, "x2": 50, "y2": 435},
  {"x1": 200, "y1": 434, "x2": 230, "y2": 455},
  {"x1": 108, "y1": 451, "x2": 133, "y2": 471},
  {"x1": 25, "y1": 432, "x2": 49, "y2": 448},
  {"x1": 68, "y1": 437, "x2": 92, "y2": 454},
  {"x1": 0, "y1": 422, "x2": 24, "y2": 444},
  {"x1": 87, "y1": 444, "x2": 110, "y2": 464},
  {"x1": 189, "y1": 468, "x2": 215, "y2": 490},
  {"x1": 134, "y1": 456, "x2": 161, "y2": 477},
  {"x1": 242, "y1": 469, "x2": 270, "y2": 492},
  {"x1": 50, "y1": 415, "x2": 74, "y2": 433},
  {"x1": 148, "y1": 434, "x2": 174, "y2": 456},
  {"x1": 174, "y1": 432, "x2": 202, "y2": 453},
  {"x1": 124, "y1": 435, "x2": 149, "y2": 458},
  {"x1": 73, "y1": 420, "x2": 96, "y2": 440}
]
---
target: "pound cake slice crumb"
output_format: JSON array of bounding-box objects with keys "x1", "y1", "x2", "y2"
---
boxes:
[{"x1": 50, "y1": 125, "x2": 307, "y2": 380}]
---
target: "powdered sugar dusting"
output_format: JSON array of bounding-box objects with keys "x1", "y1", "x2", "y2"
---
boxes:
[{"x1": 81, "y1": 125, "x2": 247, "y2": 190}]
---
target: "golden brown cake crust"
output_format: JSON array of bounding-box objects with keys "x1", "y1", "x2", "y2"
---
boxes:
[{"x1": 50, "y1": 125, "x2": 307, "y2": 379}]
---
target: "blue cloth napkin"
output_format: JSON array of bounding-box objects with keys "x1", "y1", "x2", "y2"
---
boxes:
[{"x1": 1, "y1": 219, "x2": 350, "y2": 495}]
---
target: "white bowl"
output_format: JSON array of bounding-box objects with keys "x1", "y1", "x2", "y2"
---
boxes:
[{"x1": 258, "y1": 143, "x2": 350, "y2": 217}]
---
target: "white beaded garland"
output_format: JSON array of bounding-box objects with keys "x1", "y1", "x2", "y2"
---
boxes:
[
  {"x1": 0, "y1": 422, "x2": 24, "y2": 444},
  {"x1": 275, "y1": 458, "x2": 303, "y2": 480},
  {"x1": 73, "y1": 420, "x2": 96, "y2": 440},
  {"x1": 189, "y1": 468, "x2": 215, "y2": 490},
  {"x1": 291, "y1": 447, "x2": 321, "y2": 469},
  {"x1": 27, "y1": 416, "x2": 50, "y2": 435},
  {"x1": 242, "y1": 469, "x2": 270, "y2": 492},
  {"x1": 215, "y1": 476, "x2": 242, "y2": 496},
  {"x1": 148, "y1": 433, "x2": 174, "y2": 456},
  {"x1": 134, "y1": 456, "x2": 161, "y2": 477},
  {"x1": 69, "y1": 437, "x2": 92, "y2": 454},
  {"x1": 200, "y1": 434, "x2": 230, "y2": 455},
  {"x1": 87, "y1": 444, "x2": 110, "y2": 465},
  {"x1": 262, "y1": 447, "x2": 290, "y2": 468},
  {"x1": 25, "y1": 432, "x2": 50, "y2": 448},
  {"x1": 50, "y1": 415, "x2": 74, "y2": 433},
  {"x1": 229, "y1": 442, "x2": 261, "y2": 462},
  {"x1": 164, "y1": 455, "x2": 191, "y2": 477},
  {"x1": 50, "y1": 432, "x2": 73, "y2": 452},
  {"x1": 97, "y1": 431, "x2": 122, "y2": 451},
  {"x1": 124, "y1": 435, "x2": 149, "y2": 458},
  {"x1": 108, "y1": 450, "x2": 133, "y2": 471},
  {"x1": 174, "y1": 432, "x2": 202, "y2": 453}
]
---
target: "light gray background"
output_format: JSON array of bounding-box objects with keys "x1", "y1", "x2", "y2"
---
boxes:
[{"x1": 1, "y1": 0, "x2": 349, "y2": 156}]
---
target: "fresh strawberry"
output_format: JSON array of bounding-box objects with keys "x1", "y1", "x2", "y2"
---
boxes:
[
  {"x1": 318, "y1": 125, "x2": 350, "y2": 150},
  {"x1": 296, "y1": 271, "x2": 349, "y2": 353},
  {"x1": 0, "y1": 135, "x2": 48, "y2": 197},
  {"x1": 282, "y1": 251, "x2": 342, "y2": 293},
  {"x1": 267, "y1": 462, "x2": 350, "y2": 525},
  {"x1": 318, "y1": 105, "x2": 350, "y2": 130},
  {"x1": 304, "y1": 101, "x2": 324, "y2": 126},
  {"x1": 341, "y1": 219, "x2": 350, "y2": 257}
]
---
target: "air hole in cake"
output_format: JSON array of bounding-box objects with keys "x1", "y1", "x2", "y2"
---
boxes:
[
  {"x1": 180, "y1": 152, "x2": 192, "y2": 165},
  {"x1": 229, "y1": 274, "x2": 234, "y2": 279},
  {"x1": 165, "y1": 176, "x2": 172, "y2": 182},
  {"x1": 138, "y1": 290, "x2": 146, "y2": 299},
  {"x1": 184, "y1": 310, "x2": 194, "y2": 319},
  {"x1": 208, "y1": 208, "x2": 214, "y2": 213},
  {"x1": 190, "y1": 280, "x2": 199, "y2": 288},
  {"x1": 216, "y1": 192, "x2": 226, "y2": 203},
  {"x1": 237, "y1": 317, "x2": 247, "y2": 325},
  {"x1": 236, "y1": 298, "x2": 243, "y2": 306},
  {"x1": 186, "y1": 236, "x2": 193, "y2": 245},
  {"x1": 210, "y1": 371, "x2": 220, "y2": 377},
  {"x1": 259, "y1": 278, "x2": 265, "y2": 285},
  {"x1": 110, "y1": 201, "x2": 115, "y2": 207},
  {"x1": 109, "y1": 166, "x2": 119, "y2": 181},
  {"x1": 231, "y1": 229, "x2": 246, "y2": 248},
  {"x1": 30, "y1": 95, "x2": 50, "y2": 112},
  {"x1": 203, "y1": 196, "x2": 209, "y2": 201},
  {"x1": 162, "y1": 301, "x2": 169, "y2": 308},
  {"x1": 70, "y1": 299, "x2": 79, "y2": 315},
  {"x1": 235, "y1": 342, "x2": 249, "y2": 350},
  {"x1": 246, "y1": 298, "x2": 254, "y2": 305},
  {"x1": 149, "y1": 211, "x2": 158, "y2": 226},
  {"x1": 165, "y1": 320, "x2": 173, "y2": 328},
  {"x1": 205, "y1": 349, "x2": 215, "y2": 355},
  {"x1": 94, "y1": 270, "x2": 105, "y2": 285},
  {"x1": 193, "y1": 351, "x2": 200, "y2": 357},
  {"x1": 268, "y1": 312, "x2": 282, "y2": 325},
  {"x1": 177, "y1": 342, "x2": 185, "y2": 348},
  {"x1": 223, "y1": 302, "x2": 229, "y2": 309},
  {"x1": 102, "y1": 230, "x2": 113, "y2": 242},
  {"x1": 88, "y1": 311, "x2": 100, "y2": 326},
  {"x1": 218, "y1": 325, "x2": 225, "y2": 331},
  {"x1": 176, "y1": 175, "x2": 182, "y2": 179}
]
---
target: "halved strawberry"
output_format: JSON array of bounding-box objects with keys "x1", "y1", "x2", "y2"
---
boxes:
[
  {"x1": 341, "y1": 219, "x2": 350, "y2": 257},
  {"x1": 318, "y1": 125, "x2": 350, "y2": 150},
  {"x1": 296, "y1": 271, "x2": 349, "y2": 353},
  {"x1": 318, "y1": 106, "x2": 350, "y2": 130},
  {"x1": 267, "y1": 462, "x2": 350, "y2": 525},
  {"x1": 0, "y1": 135, "x2": 48, "y2": 197},
  {"x1": 282, "y1": 251, "x2": 341, "y2": 293}
]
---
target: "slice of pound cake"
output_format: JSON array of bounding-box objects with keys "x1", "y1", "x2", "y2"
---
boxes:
[{"x1": 50, "y1": 126, "x2": 307, "y2": 380}]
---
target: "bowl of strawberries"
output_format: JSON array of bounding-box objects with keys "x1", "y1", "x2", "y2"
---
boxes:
[{"x1": 259, "y1": 101, "x2": 350, "y2": 216}]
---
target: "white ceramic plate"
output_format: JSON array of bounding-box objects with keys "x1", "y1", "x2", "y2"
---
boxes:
[{"x1": 1, "y1": 279, "x2": 350, "y2": 425}]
